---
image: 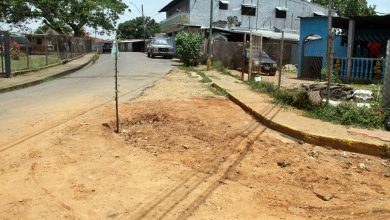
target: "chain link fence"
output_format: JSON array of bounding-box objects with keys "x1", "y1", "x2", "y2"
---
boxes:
[
  {"x1": 1, "y1": 31, "x2": 93, "y2": 77},
  {"x1": 210, "y1": 28, "x2": 390, "y2": 129}
]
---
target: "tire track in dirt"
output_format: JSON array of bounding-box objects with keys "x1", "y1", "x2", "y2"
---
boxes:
[
  {"x1": 126, "y1": 122, "x2": 267, "y2": 220},
  {"x1": 123, "y1": 105, "x2": 283, "y2": 219},
  {"x1": 29, "y1": 162, "x2": 77, "y2": 219},
  {"x1": 108, "y1": 121, "x2": 259, "y2": 219}
]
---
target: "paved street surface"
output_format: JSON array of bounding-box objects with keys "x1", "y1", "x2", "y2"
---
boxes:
[
  {"x1": 0, "y1": 69, "x2": 389, "y2": 219},
  {"x1": 0, "y1": 53, "x2": 174, "y2": 147}
]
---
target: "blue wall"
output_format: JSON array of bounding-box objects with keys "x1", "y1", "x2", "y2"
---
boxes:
[{"x1": 298, "y1": 17, "x2": 347, "y2": 77}]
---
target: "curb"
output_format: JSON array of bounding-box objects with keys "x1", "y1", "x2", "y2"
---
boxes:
[
  {"x1": 211, "y1": 83, "x2": 389, "y2": 158},
  {"x1": 0, "y1": 54, "x2": 98, "y2": 94}
]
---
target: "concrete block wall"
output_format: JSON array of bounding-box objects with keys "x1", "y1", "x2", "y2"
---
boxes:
[{"x1": 187, "y1": 0, "x2": 327, "y2": 32}]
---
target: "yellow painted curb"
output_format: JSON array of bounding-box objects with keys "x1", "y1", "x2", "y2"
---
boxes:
[{"x1": 211, "y1": 83, "x2": 389, "y2": 158}]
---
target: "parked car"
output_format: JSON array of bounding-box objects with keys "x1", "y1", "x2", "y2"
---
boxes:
[
  {"x1": 102, "y1": 42, "x2": 113, "y2": 53},
  {"x1": 386, "y1": 115, "x2": 390, "y2": 131},
  {"x1": 245, "y1": 48, "x2": 278, "y2": 76},
  {"x1": 147, "y1": 38, "x2": 174, "y2": 59}
]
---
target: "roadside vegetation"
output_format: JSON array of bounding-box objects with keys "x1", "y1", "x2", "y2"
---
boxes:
[
  {"x1": 246, "y1": 80, "x2": 388, "y2": 129},
  {"x1": 209, "y1": 61, "x2": 388, "y2": 129},
  {"x1": 179, "y1": 66, "x2": 227, "y2": 97},
  {"x1": 11, "y1": 54, "x2": 61, "y2": 72},
  {"x1": 175, "y1": 32, "x2": 203, "y2": 67}
]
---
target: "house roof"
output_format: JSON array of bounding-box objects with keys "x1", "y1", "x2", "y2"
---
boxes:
[
  {"x1": 201, "y1": 27, "x2": 300, "y2": 41},
  {"x1": 159, "y1": 0, "x2": 183, "y2": 12}
]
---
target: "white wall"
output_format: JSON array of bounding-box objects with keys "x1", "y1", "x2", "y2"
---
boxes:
[{"x1": 188, "y1": 0, "x2": 327, "y2": 32}]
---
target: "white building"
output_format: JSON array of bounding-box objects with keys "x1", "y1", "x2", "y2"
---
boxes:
[{"x1": 159, "y1": 0, "x2": 327, "y2": 36}]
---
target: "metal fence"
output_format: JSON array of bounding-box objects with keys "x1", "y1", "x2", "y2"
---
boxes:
[
  {"x1": 1, "y1": 31, "x2": 93, "y2": 77},
  {"x1": 211, "y1": 31, "x2": 300, "y2": 89}
]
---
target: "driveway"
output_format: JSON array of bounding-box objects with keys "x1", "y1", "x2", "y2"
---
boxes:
[{"x1": 0, "y1": 53, "x2": 175, "y2": 147}]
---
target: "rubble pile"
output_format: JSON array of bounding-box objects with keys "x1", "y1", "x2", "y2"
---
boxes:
[{"x1": 301, "y1": 83, "x2": 375, "y2": 107}]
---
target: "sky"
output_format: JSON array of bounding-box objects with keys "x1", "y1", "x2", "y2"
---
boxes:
[{"x1": 2, "y1": 0, "x2": 389, "y2": 39}]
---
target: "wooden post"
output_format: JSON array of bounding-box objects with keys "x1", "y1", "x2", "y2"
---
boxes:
[
  {"x1": 4, "y1": 32, "x2": 11, "y2": 77},
  {"x1": 259, "y1": 35, "x2": 263, "y2": 75},
  {"x1": 248, "y1": 31, "x2": 253, "y2": 80},
  {"x1": 278, "y1": 31, "x2": 285, "y2": 89},
  {"x1": 45, "y1": 36, "x2": 48, "y2": 66},
  {"x1": 325, "y1": 0, "x2": 333, "y2": 104},
  {"x1": 242, "y1": 33, "x2": 247, "y2": 80},
  {"x1": 56, "y1": 36, "x2": 61, "y2": 61},
  {"x1": 347, "y1": 19, "x2": 355, "y2": 82},
  {"x1": 383, "y1": 40, "x2": 390, "y2": 109},
  {"x1": 26, "y1": 44, "x2": 30, "y2": 69}
]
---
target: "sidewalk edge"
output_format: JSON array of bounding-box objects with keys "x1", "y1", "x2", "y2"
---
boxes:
[
  {"x1": 0, "y1": 54, "x2": 97, "y2": 94},
  {"x1": 212, "y1": 83, "x2": 389, "y2": 158}
]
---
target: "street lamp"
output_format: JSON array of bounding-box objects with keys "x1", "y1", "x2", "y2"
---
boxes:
[{"x1": 128, "y1": 2, "x2": 146, "y2": 52}]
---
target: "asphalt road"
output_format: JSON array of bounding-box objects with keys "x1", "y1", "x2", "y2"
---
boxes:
[{"x1": 0, "y1": 52, "x2": 175, "y2": 147}]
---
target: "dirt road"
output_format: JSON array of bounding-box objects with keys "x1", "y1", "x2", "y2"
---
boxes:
[{"x1": 0, "y1": 69, "x2": 389, "y2": 219}]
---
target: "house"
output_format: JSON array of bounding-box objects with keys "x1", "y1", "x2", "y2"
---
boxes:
[
  {"x1": 159, "y1": 0, "x2": 327, "y2": 37},
  {"x1": 159, "y1": 0, "x2": 327, "y2": 67},
  {"x1": 298, "y1": 15, "x2": 390, "y2": 81},
  {"x1": 118, "y1": 39, "x2": 149, "y2": 52}
]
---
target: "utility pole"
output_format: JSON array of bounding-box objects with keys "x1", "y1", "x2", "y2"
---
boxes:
[
  {"x1": 142, "y1": 4, "x2": 146, "y2": 52},
  {"x1": 383, "y1": 40, "x2": 390, "y2": 109},
  {"x1": 325, "y1": 0, "x2": 333, "y2": 104},
  {"x1": 207, "y1": 0, "x2": 214, "y2": 70}
]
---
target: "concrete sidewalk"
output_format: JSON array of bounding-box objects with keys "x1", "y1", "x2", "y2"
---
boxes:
[
  {"x1": 0, "y1": 54, "x2": 95, "y2": 93},
  {"x1": 205, "y1": 70, "x2": 390, "y2": 157}
]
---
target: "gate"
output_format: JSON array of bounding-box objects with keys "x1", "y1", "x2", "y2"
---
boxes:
[{"x1": 301, "y1": 35, "x2": 324, "y2": 79}]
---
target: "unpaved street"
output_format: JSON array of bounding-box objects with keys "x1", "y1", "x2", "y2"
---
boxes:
[{"x1": 0, "y1": 67, "x2": 389, "y2": 219}]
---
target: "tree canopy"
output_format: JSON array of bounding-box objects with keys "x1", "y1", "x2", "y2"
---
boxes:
[
  {"x1": 311, "y1": 0, "x2": 376, "y2": 17},
  {"x1": 117, "y1": 17, "x2": 160, "y2": 39},
  {"x1": 0, "y1": 0, "x2": 128, "y2": 37}
]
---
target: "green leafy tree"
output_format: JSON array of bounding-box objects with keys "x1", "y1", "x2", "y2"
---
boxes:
[
  {"x1": 34, "y1": 24, "x2": 72, "y2": 34},
  {"x1": 0, "y1": 0, "x2": 128, "y2": 37},
  {"x1": 117, "y1": 17, "x2": 160, "y2": 39},
  {"x1": 311, "y1": 0, "x2": 376, "y2": 16},
  {"x1": 175, "y1": 32, "x2": 203, "y2": 67}
]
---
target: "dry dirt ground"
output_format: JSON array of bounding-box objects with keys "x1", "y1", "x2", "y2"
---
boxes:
[{"x1": 0, "y1": 69, "x2": 389, "y2": 219}]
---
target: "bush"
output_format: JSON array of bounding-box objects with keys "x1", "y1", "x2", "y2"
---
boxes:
[
  {"x1": 321, "y1": 68, "x2": 341, "y2": 83},
  {"x1": 246, "y1": 81, "x2": 276, "y2": 94},
  {"x1": 10, "y1": 40, "x2": 25, "y2": 60},
  {"x1": 175, "y1": 32, "x2": 203, "y2": 67},
  {"x1": 273, "y1": 88, "x2": 313, "y2": 110}
]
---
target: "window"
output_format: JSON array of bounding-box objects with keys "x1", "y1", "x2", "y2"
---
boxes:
[
  {"x1": 219, "y1": 1, "x2": 229, "y2": 10},
  {"x1": 241, "y1": 4, "x2": 256, "y2": 16},
  {"x1": 37, "y1": 38, "x2": 43, "y2": 45},
  {"x1": 275, "y1": 7, "x2": 287, "y2": 19}
]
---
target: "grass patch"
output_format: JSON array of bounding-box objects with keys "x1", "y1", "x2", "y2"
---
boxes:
[
  {"x1": 306, "y1": 104, "x2": 387, "y2": 129},
  {"x1": 11, "y1": 54, "x2": 61, "y2": 72},
  {"x1": 212, "y1": 61, "x2": 231, "y2": 75},
  {"x1": 246, "y1": 80, "x2": 388, "y2": 129},
  {"x1": 179, "y1": 65, "x2": 211, "y2": 83},
  {"x1": 209, "y1": 86, "x2": 228, "y2": 97},
  {"x1": 179, "y1": 65, "x2": 228, "y2": 97}
]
